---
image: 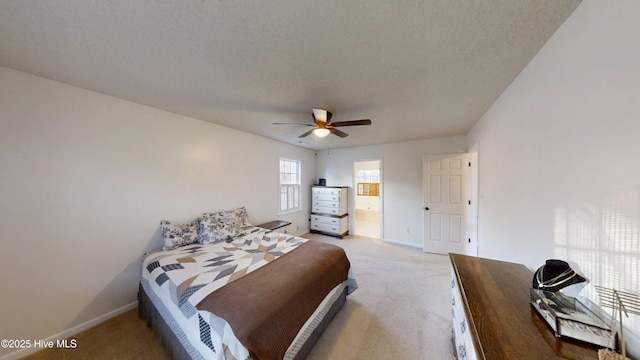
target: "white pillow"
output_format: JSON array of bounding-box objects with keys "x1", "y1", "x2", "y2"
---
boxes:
[{"x1": 160, "y1": 220, "x2": 199, "y2": 251}]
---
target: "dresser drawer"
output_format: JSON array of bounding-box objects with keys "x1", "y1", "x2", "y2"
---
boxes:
[
  {"x1": 452, "y1": 270, "x2": 478, "y2": 360},
  {"x1": 312, "y1": 200, "x2": 339, "y2": 208},
  {"x1": 312, "y1": 187, "x2": 343, "y2": 196},
  {"x1": 310, "y1": 214, "x2": 341, "y2": 226},
  {"x1": 310, "y1": 215, "x2": 348, "y2": 235},
  {"x1": 310, "y1": 222, "x2": 342, "y2": 234},
  {"x1": 324, "y1": 187, "x2": 341, "y2": 196},
  {"x1": 312, "y1": 193, "x2": 340, "y2": 202},
  {"x1": 312, "y1": 205, "x2": 342, "y2": 215}
]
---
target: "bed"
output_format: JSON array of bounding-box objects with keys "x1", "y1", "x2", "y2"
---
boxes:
[{"x1": 139, "y1": 215, "x2": 357, "y2": 360}]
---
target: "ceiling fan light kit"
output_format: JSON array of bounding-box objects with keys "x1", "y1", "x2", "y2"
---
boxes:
[
  {"x1": 274, "y1": 108, "x2": 372, "y2": 139},
  {"x1": 313, "y1": 128, "x2": 330, "y2": 137}
]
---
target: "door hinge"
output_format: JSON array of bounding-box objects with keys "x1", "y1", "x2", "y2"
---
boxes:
[
  {"x1": 468, "y1": 200, "x2": 471, "y2": 205},
  {"x1": 468, "y1": 238, "x2": 471, "y2": 243},
  {"x1": 468, "y1": 162, "x2": 471, "y2": 167}
]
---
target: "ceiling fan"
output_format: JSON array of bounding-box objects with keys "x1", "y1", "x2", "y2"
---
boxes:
[{"x1": 273, "y1": 108, "x2": 372, "y2": 138}]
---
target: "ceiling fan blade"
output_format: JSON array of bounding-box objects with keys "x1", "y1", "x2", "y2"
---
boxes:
[
  {"x1": 330, "y1": 128, "x2": 349, "y2": 138},
  {"x1": 330, "y1": 119, "x2": 372, "y2": 127},
  {"x1": 298, "y1": 129, "x2": 316, "y2": 138},
  {"x1": 273, "y1": 122, "x2": 314, "y2": 126}
]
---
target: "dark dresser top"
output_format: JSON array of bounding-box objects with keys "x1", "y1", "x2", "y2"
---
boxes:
[{"x1": 450, "y1": 253, "x2": 599, "y2": 360}]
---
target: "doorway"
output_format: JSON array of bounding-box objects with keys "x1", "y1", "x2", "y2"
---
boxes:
[{"x1": 353, "y1": 160, "x2": 382, "y2": 238}]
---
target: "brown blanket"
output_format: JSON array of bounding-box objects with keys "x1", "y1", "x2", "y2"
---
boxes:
[{"x1": 196, "y1": 240, "x2": 350, "y2": 360}]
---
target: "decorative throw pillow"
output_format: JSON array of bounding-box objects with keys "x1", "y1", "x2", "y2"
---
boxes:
[
  {"x1": 160, "y1": 219, "x2": 199, "y2": 251},
  {"x1": 233, "y1": 206, "x2": 252, "y2": 227},
  {"x1": 197, "y1": 209, "x2": 242, "y2": 245}
]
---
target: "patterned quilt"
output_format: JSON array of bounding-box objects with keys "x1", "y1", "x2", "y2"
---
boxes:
[{"x1": 141, "y1": 227, "x2": 352, "y2": 359}]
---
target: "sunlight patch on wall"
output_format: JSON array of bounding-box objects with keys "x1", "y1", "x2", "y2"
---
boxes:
[{"x1": 554, "y1": 191, "x2": 640, "y2": 353}]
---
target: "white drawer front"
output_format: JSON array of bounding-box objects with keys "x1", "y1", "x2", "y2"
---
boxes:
[
  {"x1": 312, "y1": 194, "x2": 340, "y2": 202},
  {"x1": 312, "y1": 187, "x2": 326, "y2": 195},
  {"x1": 310, "y1": 215, "x2": 340, "y2": 226},
  {"x1": 312, "y1": 187, "x2": 342, "y2": 196},
  {"x1": 451, "y1": 270, "x2": 478, "y2": 360},
  {"x1": 313, "y1": 200, "x2": 339, "y2": 208},
  {"x1": 325, "y1": 188, "x2": 341, "y2": 195},
  {"x1": 310, "y1": 222, "x2": 343, "y2": 234},
  {"x1": 312, "y1": 206, "x2": 342, "y2": 215}
]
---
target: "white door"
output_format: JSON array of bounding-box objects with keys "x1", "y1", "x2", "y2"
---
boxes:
[{"x1": 423, "y1": 153, "x2": 472, "y2": 255}]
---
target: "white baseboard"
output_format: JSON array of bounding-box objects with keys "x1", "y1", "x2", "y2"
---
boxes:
[
  {"x1": 382, "y1": 237, "x2": 422, "y2": 249},
  {"x1": 0, "y1": 301, "x2": 138, "y2": 360}
]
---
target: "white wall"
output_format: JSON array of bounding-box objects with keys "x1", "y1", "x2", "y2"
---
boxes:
[
  {"x1": 0, "y1": 67, "x2": 315, "y2": 358},
  {"x1": 468, "y1": 0, "x2": 640, "y2": 355},
  {"x1": 316, "y1": 136, "x2": 467, "y2": 247}
]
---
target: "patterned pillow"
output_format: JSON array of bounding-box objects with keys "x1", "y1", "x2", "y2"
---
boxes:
[
  {"x1": 234, "y1": 206, "x2": 252, "y2": 227},
  {"x1": 160, "y1": 220, "x2": 199, "y2": 251},
  {"x1": 197, "y1": 209, "x2": 242, "y2": 245}
]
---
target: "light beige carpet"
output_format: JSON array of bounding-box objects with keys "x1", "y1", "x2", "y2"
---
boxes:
[{"x1": 305, "y1": 233, "x2": 456, "y2": 360}]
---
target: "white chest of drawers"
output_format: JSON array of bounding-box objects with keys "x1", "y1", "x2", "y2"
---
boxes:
[{"x1": 310, "y1": 186, "x2": 348, "y2": 238}]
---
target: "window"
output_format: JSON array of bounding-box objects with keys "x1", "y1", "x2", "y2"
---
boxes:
[
  {"x1": 357, "y1": 169, "x2": 380, "y2": 196},
  {"x1": 357, "y1": 169, "x2": 380, "y2": 183},
  {"x1": 279, "y1": 158, "x2": 301, "y2": 213}
]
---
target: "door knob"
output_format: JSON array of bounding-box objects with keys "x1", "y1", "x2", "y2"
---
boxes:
[{"x1": 424, "y1": 207, "x2": 429, "y2": 211}]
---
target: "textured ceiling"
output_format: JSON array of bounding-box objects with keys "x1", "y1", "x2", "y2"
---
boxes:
[{"x1": 0, "y1": 1, "x2": 581, "y2": 150}]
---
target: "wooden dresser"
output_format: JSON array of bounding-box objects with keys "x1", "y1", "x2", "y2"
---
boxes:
[{"x1": 449, "y1": 253, "x2": 599, "y2": 360}]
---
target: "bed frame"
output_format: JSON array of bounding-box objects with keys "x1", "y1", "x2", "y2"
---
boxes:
[{"x1": 138, "y1": 282, "x2": 348, "y2": 359}]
